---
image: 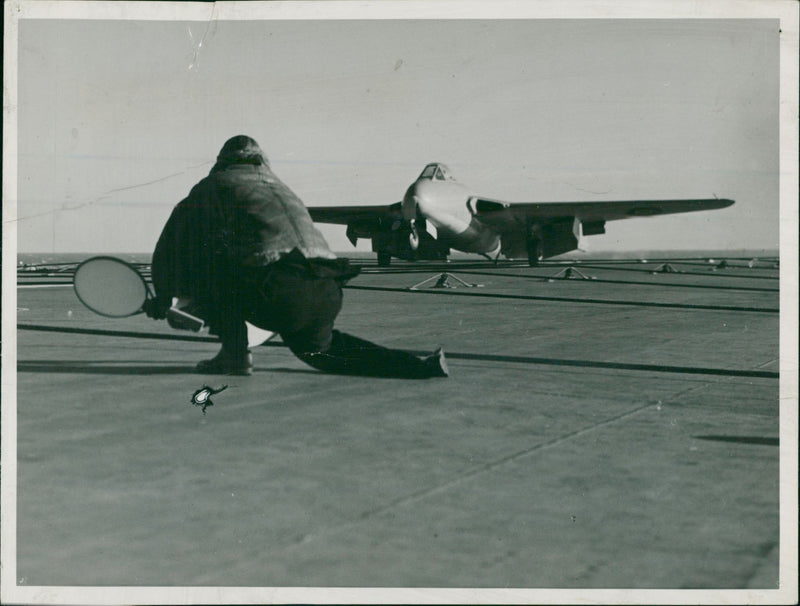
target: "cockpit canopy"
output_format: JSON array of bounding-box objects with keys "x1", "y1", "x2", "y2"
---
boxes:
[{"x1": 418, "y1": 163, "x2": 455, "y2": 182}]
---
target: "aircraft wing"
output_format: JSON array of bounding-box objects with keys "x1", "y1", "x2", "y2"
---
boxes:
[
  {"x1": 308, "y1": 202, "x2": 404, "y2": 246},
  {"x1": 470, "y1": 197, "x2": 735, "y2": 231},
  {"x1": 308, "y1": 203, "x2": 401, "y2": 225}
]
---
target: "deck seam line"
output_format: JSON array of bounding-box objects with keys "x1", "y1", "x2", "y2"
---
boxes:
[
  {"x1": 356, "y1": 383, "x2": 710, "y2": 521},
  {"x1": 449, "y1": 269, "x2": 780, "y2": 293},
  {"x1": 286, "y1": 386, "x2": 710, "y2": 551},
  {"x1": 345, "y1": 284, "x2": 779, "y2": 314}
]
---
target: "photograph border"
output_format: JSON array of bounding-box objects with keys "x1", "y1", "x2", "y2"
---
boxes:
[{"x1": 2, "y1": 1, "x2": 797, "y2": 604}]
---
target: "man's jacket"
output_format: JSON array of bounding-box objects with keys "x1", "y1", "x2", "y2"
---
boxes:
[{"x1": 151, "y1": 136, "x2": 336, "y2": 313}]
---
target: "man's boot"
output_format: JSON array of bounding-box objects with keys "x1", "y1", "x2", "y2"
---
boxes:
[{"x1": 196, "y1": 347, "x2": 253, "y2": 376}]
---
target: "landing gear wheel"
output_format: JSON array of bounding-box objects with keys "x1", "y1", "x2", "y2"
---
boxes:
[
  {"x1": 377, "y1": 251, "x2": 392, "y2": 267},
  {"x1": 527, "y1": 237, "x2": 543, "y2": 267},
  {"x1": 409, "y1": 228, "x2": 419, "y2": 251}
]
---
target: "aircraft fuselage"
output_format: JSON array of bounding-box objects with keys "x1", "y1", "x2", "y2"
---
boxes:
[{"x1": 402, "y1": 165, "x2": 502, "y2": 256}]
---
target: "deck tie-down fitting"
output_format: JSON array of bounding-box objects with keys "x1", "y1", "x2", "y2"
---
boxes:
[{"x1": 408, "y1": 272, "x2": 483, "y2": 290}]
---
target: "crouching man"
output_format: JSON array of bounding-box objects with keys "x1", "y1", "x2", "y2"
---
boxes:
[{"x1": 144, "y1": 135, "x2": 448, "y2": 378}]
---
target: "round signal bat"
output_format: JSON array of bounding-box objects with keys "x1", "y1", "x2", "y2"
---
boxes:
[{"x1": 73, "y1": 255, "x2": 275, "y2": 346}]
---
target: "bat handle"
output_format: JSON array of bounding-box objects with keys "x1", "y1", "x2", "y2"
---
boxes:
[{"x1": 166, "y1": 307, "x2": 205, "y2": 332}]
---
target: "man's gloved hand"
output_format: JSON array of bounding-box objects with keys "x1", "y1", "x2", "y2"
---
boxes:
[{"x1": 142, "y1": 297, "x2": 170, "y2": 320}]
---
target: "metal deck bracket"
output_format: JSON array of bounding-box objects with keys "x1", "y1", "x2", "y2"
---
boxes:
[
  {"x1": 547, "y1": 266, "x2": 594, "y2": 281},
  {"x1": 408, "y1": 272, "x2": 483, "y2": 290},
  {"x1": 651, "y1": 263, "x2": 682, "y2": 274}
]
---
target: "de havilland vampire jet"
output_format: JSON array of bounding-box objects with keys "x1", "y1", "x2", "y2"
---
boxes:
[{"x1": 308, "y1": 163, "x2": 734, "y2": 266}]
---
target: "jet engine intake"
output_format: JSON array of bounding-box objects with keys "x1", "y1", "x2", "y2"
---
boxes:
[
  {"x1": 468, "y1": 198, "x2": 506, "y2": 215},
  {"x1": 581, "y1": 220, "x2": 606, "y2": 236}
]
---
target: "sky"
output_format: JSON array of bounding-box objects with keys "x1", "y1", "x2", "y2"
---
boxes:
[{"x1": 11, "y1": 7, "x2": 781, "y2": 255}]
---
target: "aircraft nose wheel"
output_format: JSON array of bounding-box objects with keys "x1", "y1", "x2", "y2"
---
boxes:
[{"x1": 408, "y1": 221, "x2": 419, "y2": 251}]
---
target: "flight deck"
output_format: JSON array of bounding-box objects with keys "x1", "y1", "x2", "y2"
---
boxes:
[{"x1": 13, "y1": 253, "x2": 782, "y2": 596}]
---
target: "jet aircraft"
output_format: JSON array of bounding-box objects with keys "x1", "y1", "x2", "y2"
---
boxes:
[{"x1": 308, "y1": 163, "x2": 734, "y2": 266}]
